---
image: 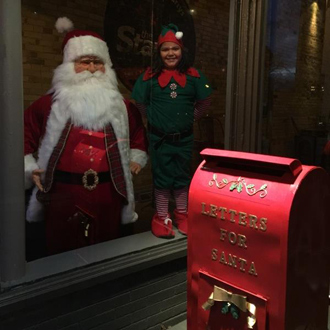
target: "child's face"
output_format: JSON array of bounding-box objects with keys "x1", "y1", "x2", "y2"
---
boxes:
[{"x1": 160, "y1": 42, "x2": 182, "y2": 70}]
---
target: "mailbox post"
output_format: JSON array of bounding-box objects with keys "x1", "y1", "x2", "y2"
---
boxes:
[{"x1": 187, "y1": 149, "x2": 330, "y2": 330}]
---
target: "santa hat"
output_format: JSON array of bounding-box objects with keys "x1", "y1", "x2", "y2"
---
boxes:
[
  {"x1": 55, "y1": 17, "x2": 112, "y2": 65},
  {"x1": 157, "y1": 23, "x2": 184, "y2": 48}
]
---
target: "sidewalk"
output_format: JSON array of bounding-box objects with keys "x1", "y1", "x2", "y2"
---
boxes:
[
  {"x1": 169, "y1": 307, "x2": 330, "y2": 329},
  {"x1": 170, "y1": 320, "x2": 186, "y2": 330}
]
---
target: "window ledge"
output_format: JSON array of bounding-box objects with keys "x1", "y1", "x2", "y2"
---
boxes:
[{"x1": 0, "y1": 230, "x2": 187, "y2": 314}]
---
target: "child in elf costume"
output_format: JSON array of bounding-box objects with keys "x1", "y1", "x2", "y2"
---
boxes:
[{"x1": 132, "y1": 24, "x2": 212, "y2": 238}]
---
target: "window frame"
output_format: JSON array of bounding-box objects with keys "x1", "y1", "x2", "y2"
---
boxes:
[
  {"x1": 225, "y1": 0, "x2": 268, "y2": 152},
  {"x1": 0, "y1": 0, "x2": 188, "y2": 289},
  {"x1": 0, "y1": 0, "x2": 268, "y2": 291},
  {"x1": 0, "y1": 231, "x2": 187, "y2": 312},
  {"x1": 0, "y1": 0, "x2": 26, "y2": 282}
]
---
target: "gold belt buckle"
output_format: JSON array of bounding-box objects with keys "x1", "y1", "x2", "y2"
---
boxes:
[{"x1": 82, "y1": 169, "x2": 99, "y2": 191}]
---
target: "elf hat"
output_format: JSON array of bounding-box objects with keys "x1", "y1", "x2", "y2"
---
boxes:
[
  {"x1": 158, "y1": 23, "x2": 184, "y2": 48},
  {"x1": 55, "y1": 17, "x2": 112, "y2": 65}
]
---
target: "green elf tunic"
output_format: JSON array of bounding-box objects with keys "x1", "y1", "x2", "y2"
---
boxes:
[{"x1": 132, "y1": 67, "x2": 212, "y2": 189}]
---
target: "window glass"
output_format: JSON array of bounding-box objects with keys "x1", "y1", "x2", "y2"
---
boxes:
[
  {"x1": 262, "y1": 0, "x2": 329, "y2": 174},
  {"x1": 22, "y1": 0, "x2": 230, "y2": 260}
]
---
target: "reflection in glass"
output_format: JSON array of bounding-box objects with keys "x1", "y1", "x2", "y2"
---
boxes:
[
  {"x1": 22, "y1": 0, "x2": 230, "y2": 260},
  {"x1": 263, "y1": 0, "x2": 329, "y2": 174}
]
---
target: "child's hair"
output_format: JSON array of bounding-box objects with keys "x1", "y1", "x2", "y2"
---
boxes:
[{"x1": 151, "y1": 48, "x2": 192, "y2": 75}]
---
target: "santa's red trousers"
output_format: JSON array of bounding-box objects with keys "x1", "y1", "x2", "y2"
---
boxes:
[{"x1": 45, "y1": 181, "x2": 124, "y2": 255}]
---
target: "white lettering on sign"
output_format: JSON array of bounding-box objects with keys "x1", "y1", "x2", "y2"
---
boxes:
[
  {"x1": 169, "y1": 0, "x2": 185, "y2": 16},
  {"x1": 117, "y1": 26, "x2": 155, "y2": 57}
]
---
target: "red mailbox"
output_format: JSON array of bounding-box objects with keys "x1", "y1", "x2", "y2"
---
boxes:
[{"x1": 187, "y1": 149, "x2": 330, "y2": 330}]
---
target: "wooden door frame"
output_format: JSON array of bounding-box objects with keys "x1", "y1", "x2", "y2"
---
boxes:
[{"x1": 225, "y1": 0, "x2": 268, "y2": 152}]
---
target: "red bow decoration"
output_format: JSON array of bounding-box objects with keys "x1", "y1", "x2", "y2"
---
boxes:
[{"x1": 143, "y1": 67, "x2": 200, "y2": 88}]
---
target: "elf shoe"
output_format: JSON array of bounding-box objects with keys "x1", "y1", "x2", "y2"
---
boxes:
[
  {"x1": 173, "y1": 209, "x2": 188, "y2": 235},
  {"x1": 151, "y1": 214, "x2": 175, "y2": 238}
]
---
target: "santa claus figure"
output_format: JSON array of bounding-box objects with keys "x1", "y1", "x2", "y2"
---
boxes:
[{"x1": 24, "y1": 17, "x2": 148, "y2": 255}]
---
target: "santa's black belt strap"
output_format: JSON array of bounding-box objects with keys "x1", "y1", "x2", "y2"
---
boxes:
[
  {"x1": 54, "y1": 170, "x2": 111, "y2": 186},
  {"x1": 148, "y1": 123, "x2": 193, "y2": 149}
]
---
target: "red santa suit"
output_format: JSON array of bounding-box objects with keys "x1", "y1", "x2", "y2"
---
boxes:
[
  {"x1": 24, "y1": 18, "x2": 148, "y2": 254},
  {"x1": 24, "y1": 93, "x2": 147, "y2": 254}
]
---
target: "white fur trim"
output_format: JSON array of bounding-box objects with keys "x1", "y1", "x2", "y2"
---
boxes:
[
  {"x1": 175, "y1": 31, "x2": 183, "y2": 40},
  {"x1": 26, "y1": 187, "x2": 44, "y2": 222},
  {"x1": 25, "y1": 154, "x2": 39, "y2": 189},
  {"x1": 27, "y1": 64, "x2": 138, "y2": 224},
  {"x1": 122, "y1": 207, "x2": 138, "y2": 224},
  {"x1": 130, "y1": 149, "x2": 148, "y2": 168},
  {"x1": 55, "y1": 17, "x2": 74, "y2": 33},
  {"x1": 63, "y1": 36, "x2": 112, "y2": 66}
]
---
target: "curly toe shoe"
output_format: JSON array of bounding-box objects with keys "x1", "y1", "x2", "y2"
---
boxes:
[
  {"x1": 173, "y1": 209, "x2": 188, "y2": 235},
  {"x1": 151, "y1": 214, "x2": 175, "y2": 238}
]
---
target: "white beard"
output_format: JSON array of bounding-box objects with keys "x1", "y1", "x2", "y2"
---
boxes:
[
  {"x1": 26, "y1": 62, "x2": 139, "y2": 224},
  {"x1": 50, "y1": 62, "x2": 124, "y2": 131}
]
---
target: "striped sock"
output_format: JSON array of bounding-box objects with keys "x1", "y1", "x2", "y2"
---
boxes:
[
  {"x1": 173, "y1": 187, "x2": 188, "y2": 214},
  {"x1": 154, "y1": 188, "x2": 171, "y2": 220},
  {"x1": 194, "y1": 96, "x2": 211, "y2": 120}
]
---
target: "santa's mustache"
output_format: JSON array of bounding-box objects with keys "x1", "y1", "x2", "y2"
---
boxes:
[
  {"x1": 68, "y1": 68, "x2": 108, "y2": 87},
  {"x1": 74, "y1": 69, "x2": 104, "y2": 81},
  {"x1": 51, "y1": 62, "x2": 115, "y2": 90}
]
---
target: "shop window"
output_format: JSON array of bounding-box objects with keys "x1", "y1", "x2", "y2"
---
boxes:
[
  {"x1": 262, "y1": 0, "x2": 330, "y2": 174},
  {"x1": 12, "y1": 0, "x2": 231, "y2": 276}
]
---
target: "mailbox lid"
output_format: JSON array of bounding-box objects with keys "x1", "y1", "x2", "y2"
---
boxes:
[{"x1": 200, "y1": 148, "x2": 302, "y2": 181}]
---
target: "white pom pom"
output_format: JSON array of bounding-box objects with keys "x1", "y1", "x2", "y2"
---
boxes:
[
  {"x1": 55, "y1": 17, "x2": 74, "y2": 33},
  {"x1": 175, "y1": 31, "x2": 183, "y2": 40}
]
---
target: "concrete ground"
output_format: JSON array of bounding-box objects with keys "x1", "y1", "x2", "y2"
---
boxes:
[
  {"x1": 170, "y1": 320, "x2": 186, "y2": 330},
  {"x1": 170, "y1": 307, "x2": 330, "y2": 329}
]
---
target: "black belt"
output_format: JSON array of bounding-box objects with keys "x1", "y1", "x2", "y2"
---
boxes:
[
  {"x1": 54, "y1": 169, "x2": 111, "y2": 191},
  {"x1": 148, "y1": 123, "x2": 193, "y2": 149}
]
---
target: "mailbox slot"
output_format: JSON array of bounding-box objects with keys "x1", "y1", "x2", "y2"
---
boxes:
[{"x1": 198, "y1": 271, "x2": 267, "y2": 330}]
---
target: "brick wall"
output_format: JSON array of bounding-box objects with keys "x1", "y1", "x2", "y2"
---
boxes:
[
  {"x1": 0, "y1": 258, "x2": 187, "y2": 330},
  {"x1": 189, "y1": 0, "x2": 229, "y2": 147},
  {"x1": 263, "y1": 0, "x2": 326, "y2": 158}
]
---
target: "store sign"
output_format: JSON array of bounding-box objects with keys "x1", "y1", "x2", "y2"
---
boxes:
[{"x1": 104, "y1": 0, "x2": 196, "y2": 91}]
